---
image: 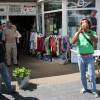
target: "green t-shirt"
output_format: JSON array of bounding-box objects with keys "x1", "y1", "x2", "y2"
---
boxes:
[{"x1": 77, "y1": 30, "x2": 96, "y2": 54}]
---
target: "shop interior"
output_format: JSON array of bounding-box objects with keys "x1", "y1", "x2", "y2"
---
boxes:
[
  {"x1": 9, "y1": 16, "x2": 36, "y2": 55},
  {"x1": 45, "y1": 11, "x2": 62, "y2": 36}
]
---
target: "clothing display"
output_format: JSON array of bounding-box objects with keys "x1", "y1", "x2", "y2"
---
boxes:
[
  {"x1": 37, "y1": 35, "x2": 45, "y2": 53},
  {"x1": 30, "y1": 32, "x2": 37, "y2": 51},
  {"x1": 29, "y1": 32, "x2": 71, "y2": 63},
  {"x1": 49, "y1": 35, "x2": 57, "y2": 56}
]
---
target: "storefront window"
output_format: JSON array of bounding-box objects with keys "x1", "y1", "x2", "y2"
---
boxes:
[
  {"x1": 44, "y1": 0, "x2": 62, "y2": 11},
  {"x1": 67, "y1": 0, "x2": 95, "y2": 8},
  {"x1": 67, "y1": 10, "x2": 92, "y2": 38},
  {"x1": 45, "y1": 12, "x2": 62, "y2": 36}
]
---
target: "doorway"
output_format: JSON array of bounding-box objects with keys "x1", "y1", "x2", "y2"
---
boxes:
[{"x1": 9, "y1": 16, "x2": 36, "y2": 55}]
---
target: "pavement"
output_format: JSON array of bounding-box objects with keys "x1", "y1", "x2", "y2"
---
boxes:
[
  {"x1": 1, "y1": 55, "x2": 100, "y2": 100},
  {"x1": 1, "y1": 72, "x2": 100, "y2": 100}
]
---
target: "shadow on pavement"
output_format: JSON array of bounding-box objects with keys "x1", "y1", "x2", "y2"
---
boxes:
[
  {"x1": 1, "y1": 82, "x2": 38, "y2": 93},
  {"x1": 10, "y1": 91, "x2": 39, "y2": 100},
  {"x1": 97, "y1": 90, "x2": 100, "y2": 96},
  {"x1": 21, "y1": 83, "x2": 38, "y2": 91},
  {"x1": 0, "y1": 94, "x2": 10, "y2": 100},
  {"x1": 96, "y1": 77, "x2": 100, "y2": 84}
]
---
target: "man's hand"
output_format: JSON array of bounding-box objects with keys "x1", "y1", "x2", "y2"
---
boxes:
[
  {"x1": 72, "y1": 27, "x2": 83, "y2": 44},
  {"x1": 78, "y1": 27, "x2": 83, "y2": 33}
]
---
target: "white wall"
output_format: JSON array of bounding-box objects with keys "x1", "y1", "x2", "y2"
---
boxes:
[
  {"x1": 62, "y1": 0, "x2": 67, "y2": 36},
  {"x1": 96, "y1": 0, "x2": 100, "y2": 49}
]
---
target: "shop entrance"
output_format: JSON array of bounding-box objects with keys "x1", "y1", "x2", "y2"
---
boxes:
[{"x1": 9, "y1": 16, "x2": 36, "y2": 55}]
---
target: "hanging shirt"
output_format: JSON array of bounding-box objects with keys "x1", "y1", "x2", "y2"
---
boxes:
[
  {"x1": 61, "y1": 36, "x2": 69, "y2": 53},
  {"x1": 37, "y1": 36, "x2": 45, "y2": 52},
  {"x1": 45, "y1": 37, "x2": 51, "y2": 55}
]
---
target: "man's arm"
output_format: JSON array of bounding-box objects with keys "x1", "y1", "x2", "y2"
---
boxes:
[
  {"x1": 72, "y1": 27, "x2": 82, "y2": 44},
  {"x1": 89, "y1": 34, "x2": 98, "y2": 43},
  {"x1": 16, "y1": 30, "x2": 22, "y2": 38},
  {"x1": 2, "y1": 32, "x2": 5, "y2": 42}
]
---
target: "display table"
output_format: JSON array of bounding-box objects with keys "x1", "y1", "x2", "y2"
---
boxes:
[
  {"x1": 71, "y1": 49, "x2": 78, "y2": 63},
  {"x1": 71, "y1": 49, "x2": 100, "y2": 74},
  {"x1": 93, "y1": 50, "x2": 100, "y2": 74}
]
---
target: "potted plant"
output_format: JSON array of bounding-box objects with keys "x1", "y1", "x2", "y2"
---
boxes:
[{"x1": 12, "y1": 67, "x2": 31, "y2": 89}]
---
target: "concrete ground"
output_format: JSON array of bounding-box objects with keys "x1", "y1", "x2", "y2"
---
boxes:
[
  {"x1": 17, "y1": 55, "x2": 79, "y2": 79},
  {"x1": 1, "y1": 73, "x2": 100, "y2": 100},
  {"x1": 1, "y1": 55, "x2": 100, "y2": 100}
]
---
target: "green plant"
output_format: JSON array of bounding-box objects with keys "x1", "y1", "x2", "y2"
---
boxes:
[{"x1": 12, "y1": 67, "x2": 31, "y2": 79}]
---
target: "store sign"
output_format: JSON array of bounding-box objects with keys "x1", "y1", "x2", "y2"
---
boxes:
[
  {"x1": 9, "y1": 5, "x2": 21, "y2": 15},
  {"x1": 22, "y1": 5, "x2": 36, "y2": 15},
  {"x1": 0, "y1": 3, "x2": 36, "y2": 15},
  {"x1": 8, "y1": 4, "x2": 36, "y2": 15},
  {"x1": 0, "y1": 6, "x2": 7, "y2": 15}
]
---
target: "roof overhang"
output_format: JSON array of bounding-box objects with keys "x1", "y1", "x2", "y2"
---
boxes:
[{"x1": 0, "y1": 0, "x2": 37, "y2": 2}]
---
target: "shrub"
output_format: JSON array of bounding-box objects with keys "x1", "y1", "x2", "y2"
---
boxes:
[{"x1": 12, "y1": 67, "x2": 31, "y2": 79}]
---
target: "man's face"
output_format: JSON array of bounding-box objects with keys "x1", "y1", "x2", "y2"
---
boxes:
[
  {"x1": 91, "y1": 11, "x2": 96, "y2": 16},
  {"x1": 7, "y1": 22, "x2": 12, "y2": 28},
  {"x1": 81, "y1": 20, "x2": 89, "y2": 29}
]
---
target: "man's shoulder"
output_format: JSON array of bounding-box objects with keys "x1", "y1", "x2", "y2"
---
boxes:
[
  {"x1": 90, "y1": 30, "x2": 96, "y2": 34},
  {"x1": 3, "y1": 28, "x2": 9, "y2": 33}
]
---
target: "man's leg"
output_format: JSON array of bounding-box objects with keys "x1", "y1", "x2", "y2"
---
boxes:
[
  {"x1": 5, "y1": 43, "x2": 12, "y2": 66},
  {"x1": 78, "y1": 56, "x2": 87, "y2": 91},
  {"x1": 88, "y1": 57, "x2": 96, "y2": 92},
  {"x1": 1, "y1": 63, "x2": 13, "y2": 93},
  {"x1": 12, "y1": 44, "x2": 17, "y2": 65}
]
